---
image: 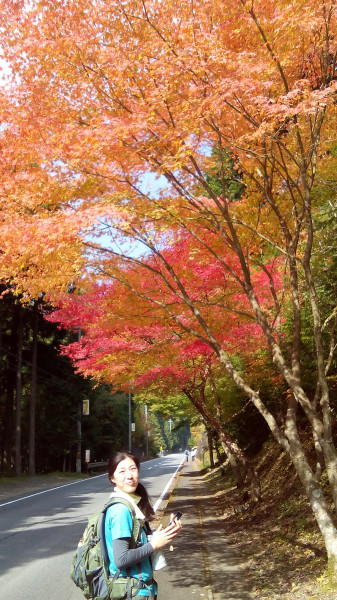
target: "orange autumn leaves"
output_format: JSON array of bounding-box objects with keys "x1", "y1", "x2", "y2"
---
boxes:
[
  {"x1": 0, "y1": 0, "x2": 334, "y2": 368},
  {"x1": 0, "y1": 1, "x2": 335, "y2": 298}
]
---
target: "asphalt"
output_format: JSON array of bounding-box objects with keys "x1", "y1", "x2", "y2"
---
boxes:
[{"x1": 156, "y1": 459, "x2": 252, "y2": 600}]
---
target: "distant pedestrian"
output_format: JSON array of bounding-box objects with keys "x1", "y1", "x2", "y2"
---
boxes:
[
  {"x1": 191, "y1": 448, "x2": 196, "y2": 462},
  {"x1": 184, "y1": 449, "x2": 189, "y2": 462}
]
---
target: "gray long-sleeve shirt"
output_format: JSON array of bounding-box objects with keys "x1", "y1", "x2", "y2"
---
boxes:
[{"x1": 113, "y1": 538, "x2": 154, "y2": 570}]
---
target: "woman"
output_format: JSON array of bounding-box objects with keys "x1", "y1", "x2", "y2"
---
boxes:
[{"x1": 105, "y1": 451, "x2": 182, "y2": 599}]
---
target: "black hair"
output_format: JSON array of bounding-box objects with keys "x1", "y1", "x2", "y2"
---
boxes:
[{"x1": 108, "y1": 451, "x2": 155, "y2": 521}]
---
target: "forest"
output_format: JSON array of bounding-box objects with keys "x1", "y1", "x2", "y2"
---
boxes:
[
  {"x1": 0, "y1": 288, "x2": 191, "y2": 474},
  {"x1": 1, "y1": 0, "x2": 337, "y2": 572}
]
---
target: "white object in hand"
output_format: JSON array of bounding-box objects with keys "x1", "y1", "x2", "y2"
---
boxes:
[{"x1": 147, "y1": 534, "x2": 167, "y2": 570}]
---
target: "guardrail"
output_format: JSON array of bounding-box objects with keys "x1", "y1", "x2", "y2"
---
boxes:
[{"x1": 87, "y1": 461, "x2": 109, "y2": 473}]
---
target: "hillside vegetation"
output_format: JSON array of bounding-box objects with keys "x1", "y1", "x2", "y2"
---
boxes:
[{"x1": 202, "y1": 437, "x2": 337, "y2": 600}]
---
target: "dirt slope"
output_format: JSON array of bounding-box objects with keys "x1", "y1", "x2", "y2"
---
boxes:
[{"x1": 201, "y1": 439, "x2": 336, "y2": 600}]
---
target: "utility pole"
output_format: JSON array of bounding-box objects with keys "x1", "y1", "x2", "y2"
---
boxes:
[
  {"x1": 76, "y1": 327, "x2": 82, "y2": 473},
  {"x1": 128, "y1": 383, "x2": 132, "y2": 452},
  {"x1": 145, "y1": 404, "x2": 148, "y2": 458}
]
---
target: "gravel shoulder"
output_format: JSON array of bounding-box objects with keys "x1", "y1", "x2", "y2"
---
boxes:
[{"x1": 0, "y1": 473, "x2": 88, "y2": 503}]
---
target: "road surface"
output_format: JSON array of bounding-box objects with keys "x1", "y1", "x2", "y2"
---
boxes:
[{"x1": 0, "y1": 453, "x2": 184, "y2": 600}]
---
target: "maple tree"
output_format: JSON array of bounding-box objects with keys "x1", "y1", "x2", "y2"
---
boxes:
[
  {"x1": 48, "y1": 237, "x2": 283, "y2": 500},
  {"x1": 2, "y1": 0, "x2": 337, "y2": 566}
]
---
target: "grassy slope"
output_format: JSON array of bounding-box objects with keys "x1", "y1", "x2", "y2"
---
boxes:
[{"x1": 201, "y1": 438, "x2": 337, "y2": 600}]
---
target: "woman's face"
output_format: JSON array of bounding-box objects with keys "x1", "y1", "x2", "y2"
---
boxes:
[{"x1": 110, "y1": 456, "x2": 139, "y2": 494}]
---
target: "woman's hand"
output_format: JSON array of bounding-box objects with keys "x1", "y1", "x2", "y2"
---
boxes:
[{"x1": 149, "y1": 513, "x2": 182, "y2": 550}]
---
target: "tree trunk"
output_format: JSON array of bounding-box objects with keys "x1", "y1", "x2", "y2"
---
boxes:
[
  {"x1": 215, "y1": 340, "x2": 337, "y2": 562},
  {"x1": 217, "y1": 343, "x2": 337, "y2": 560},
  {"x1": 29, "y1": 301, "x2": 38, "y2": 475},
  {"x1": 1, "y1": 307, "x2": 18, "y2": 474},
  {"x1": 206, "y1": 426, "x2": 215, "y2": 468},
  {"x1": 2, "y1": 385, "x2": 14, "y2": 473},
  {"x1": 183, "y1": 387, "x2": 261, "y2": 500},
  {"x1": 210, "y1": 378, "x2": 246, "y2": 489},
  {"x1": 209, "y1": 427, "x2": 245, "y2": 487},
  {"x1": 312, "y1": 386, "x2": 324, "y2": 480},
  {"x1": 238, "y1": 256, "x2": 337, "y2": 516},
  {"x1": 214, "y1": 437, "x2": 224, "y2": 465},
  {"x1": 15, "y1": 303, "x2": 23, "y2": 476},
  {"x1": 222, "y1": 439, "x2": 245, "y2": 488},
  {"x1": 285, "y1": 398, "x2": 337, "y2": 563}
]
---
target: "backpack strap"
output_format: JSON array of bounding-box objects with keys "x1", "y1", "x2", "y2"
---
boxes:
[
  {"x1": 98, "y1": 497, "x2": 141, "y2": 575},
  {"x1": 100, "y1": 497, "x2": 155, "y2": 599}
]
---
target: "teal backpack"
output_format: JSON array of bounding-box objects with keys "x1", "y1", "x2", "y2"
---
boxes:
[{"x1": 70, "y1": 497, "x2": 151, "y2": 600}]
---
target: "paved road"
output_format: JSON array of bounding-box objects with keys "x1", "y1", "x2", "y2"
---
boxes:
[{"x1": 0, "y1": 453, "x2": 185, "y2": 600}]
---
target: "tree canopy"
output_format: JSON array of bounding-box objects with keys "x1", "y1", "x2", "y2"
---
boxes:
[{"x1": 2, "y1": 0, "x2": 337, "y2": 567}]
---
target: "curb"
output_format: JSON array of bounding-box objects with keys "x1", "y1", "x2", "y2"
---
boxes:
[{"x1": 192, "y1": 461, "x2": 214, "y2": 600}]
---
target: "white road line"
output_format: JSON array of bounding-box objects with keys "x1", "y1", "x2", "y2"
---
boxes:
[
  {"x1": 153, "y1": 457, "x2": 185, "y2": 513},
  {"x1": 0, "y1": 456, "x2": 185, "y2": 509}
]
